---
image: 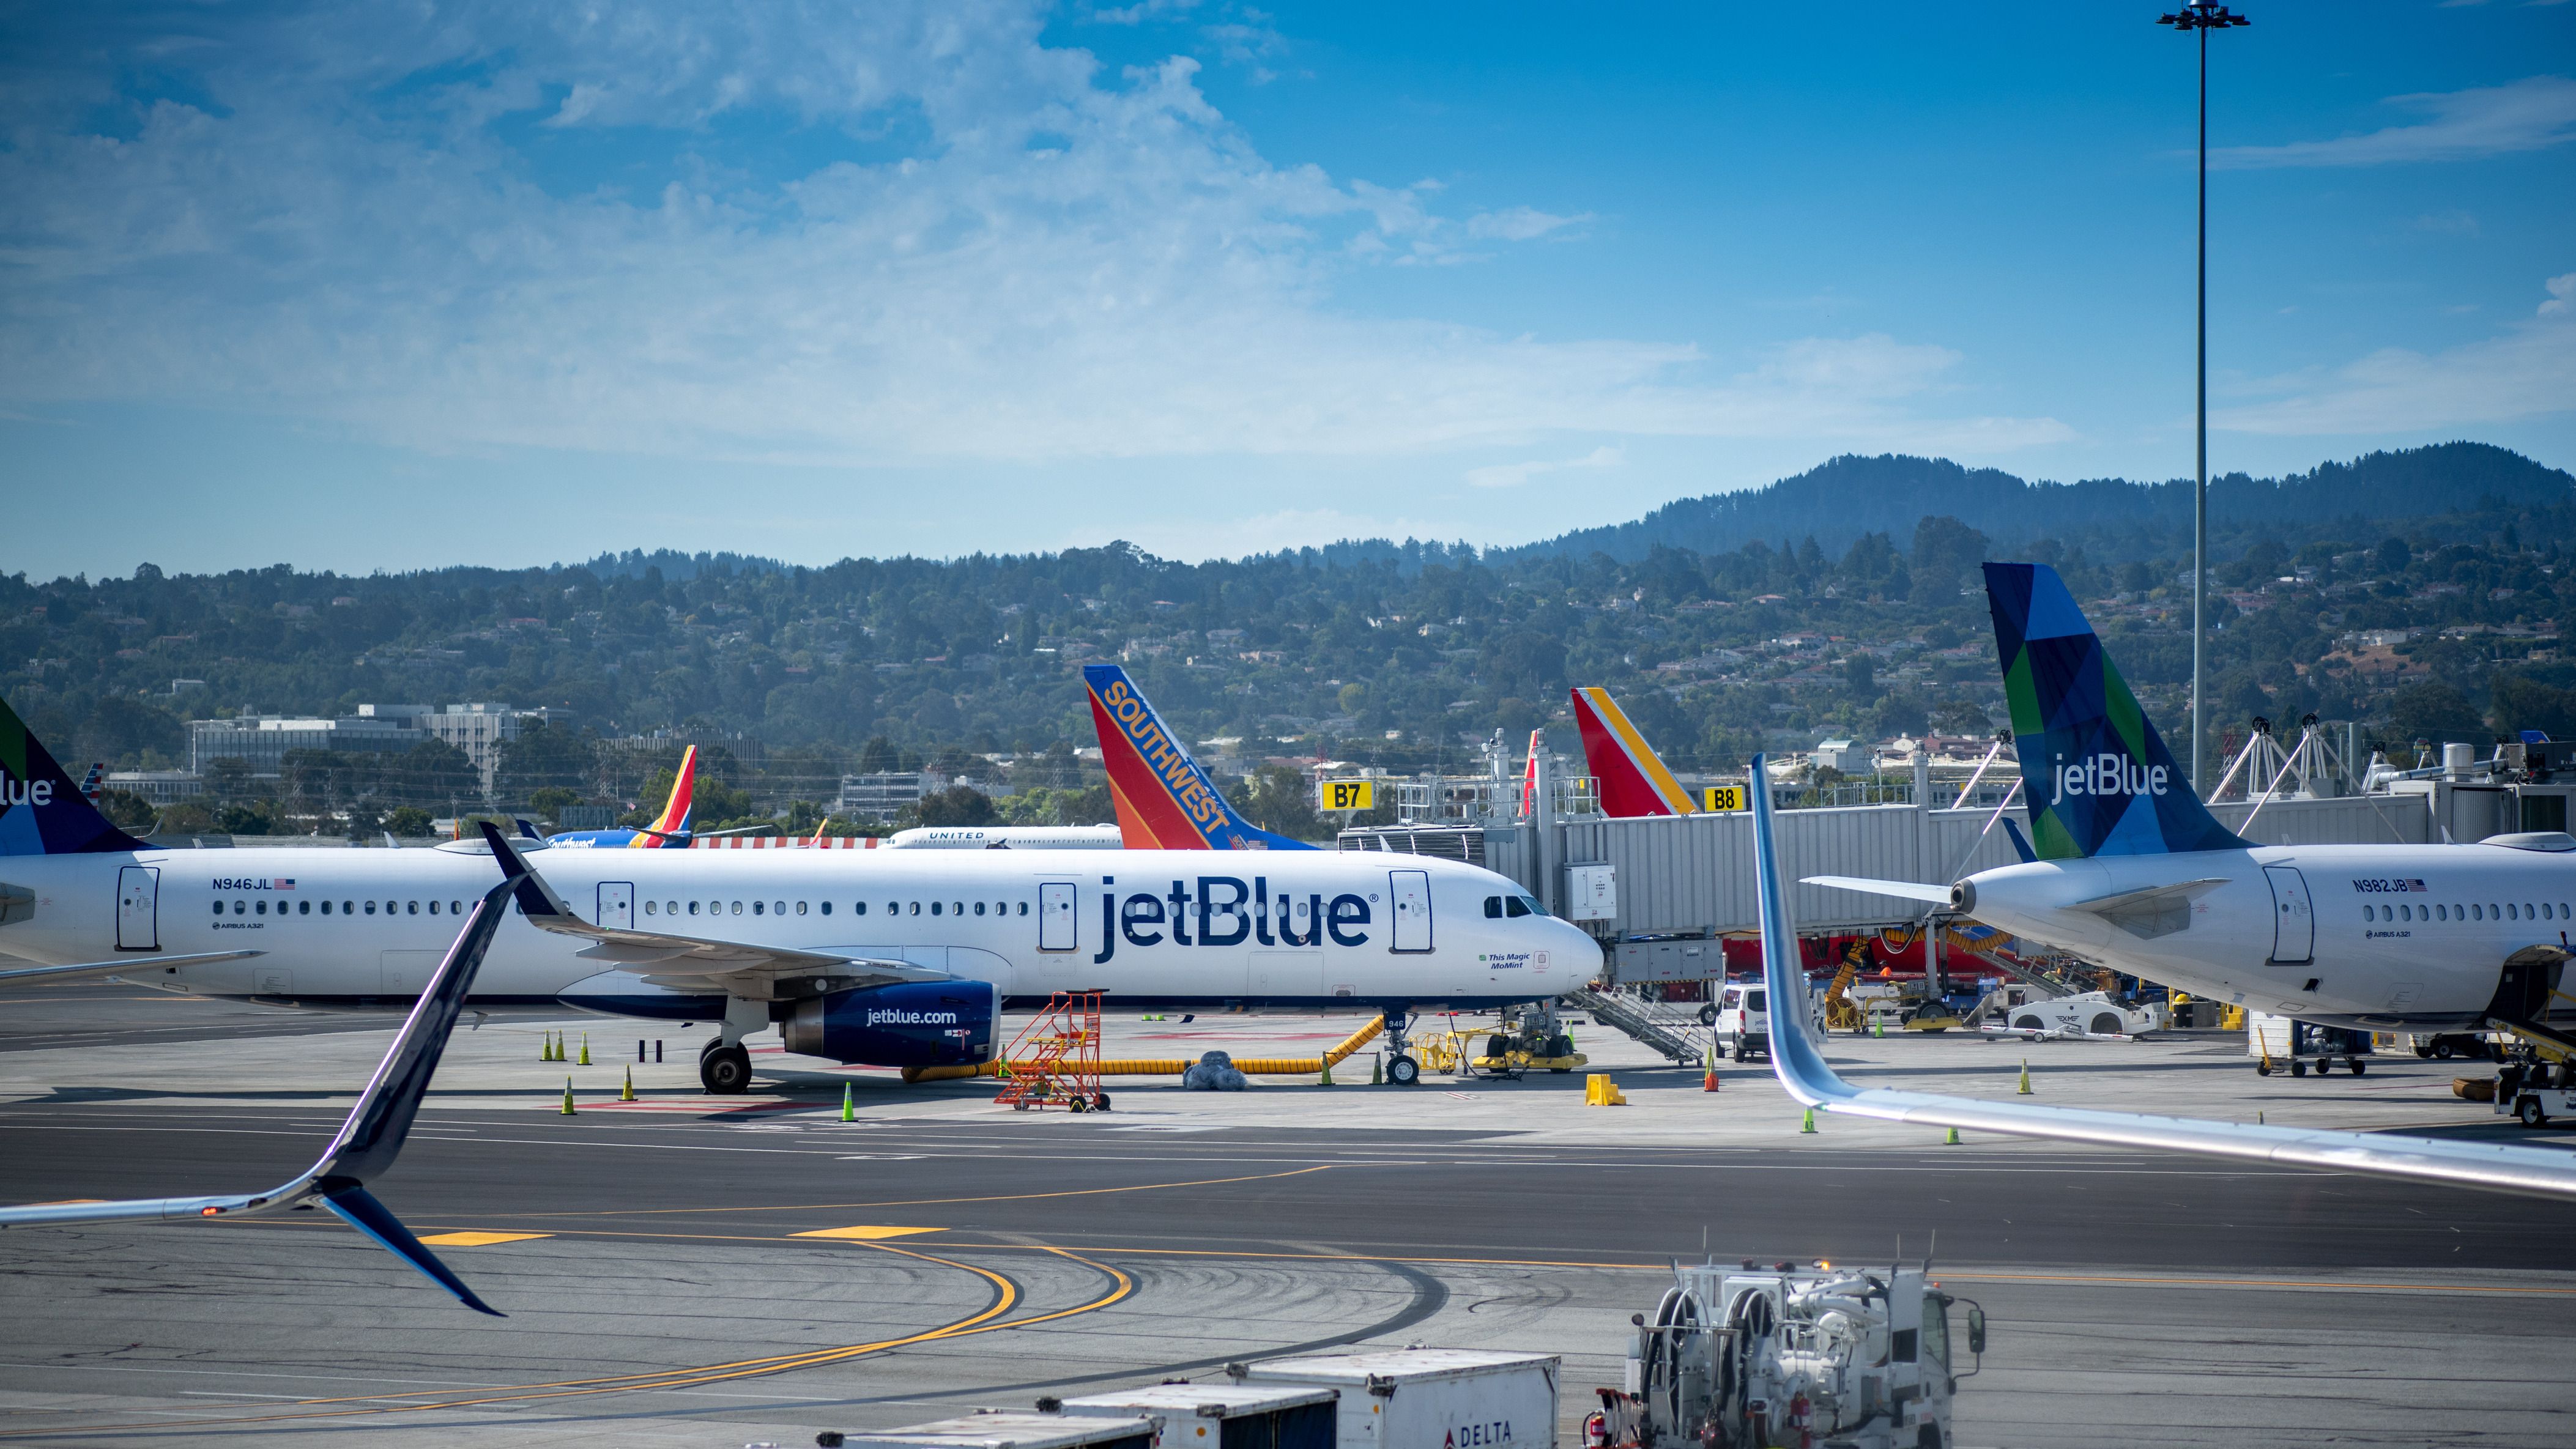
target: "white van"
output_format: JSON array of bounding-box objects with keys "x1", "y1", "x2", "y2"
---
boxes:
[{"x1": 1711, "y1": 982, "x2": 1802, "y2": 1061}]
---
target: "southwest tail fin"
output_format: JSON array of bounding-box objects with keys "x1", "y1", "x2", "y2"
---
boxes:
[
  {"x1": 627, "y1": 744, "x2": 697, "y2": 848},
  {"x1": 0, "y1": 695, "x2": 149, "y2": 856},
  {"x1": 1569, "y1": 687, "x2": 1697, "y2": 818},
  {"x1": 1983, "y1": 563, "x2": 2248, "y2": 859},
  {"x1": 1082, "y1": 665, "x2": 1315, "y2": 850}
]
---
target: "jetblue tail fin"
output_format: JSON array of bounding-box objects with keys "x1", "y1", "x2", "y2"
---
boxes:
[
  {"x1": 0, "y1": 694, "x2": 149, "y2": 856},
  {"x1": 1983, "y1": 563, "x2": 2248, "y2": 859},
  {"x1": 1082, "y1": 665, "x2": 1315, "y2": 850},
  {"x1": 1569, "y1": 687, "x2": 1697, "y2": 818}
]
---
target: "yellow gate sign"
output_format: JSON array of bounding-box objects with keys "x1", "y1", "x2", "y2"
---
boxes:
[
  {"x1": 1701, "y1": 785, "x2": 1746, "y2": 812},
  {"x1": 1320, "y1": 779, "x2": 1376, "y2": 812}
]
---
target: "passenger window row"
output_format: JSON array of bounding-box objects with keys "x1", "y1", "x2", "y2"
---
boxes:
[
  {"x1": 636, "y1": 899, "x2": 1033, "y2": 920},
  {"x1": 2365, "y1": 901, "x2": 2570, "y2": 924},
  {"x1": 214, "y1": 899, "x2": 462, "y2": 917}
]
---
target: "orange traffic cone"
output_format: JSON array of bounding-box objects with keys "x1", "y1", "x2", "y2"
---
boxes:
[{"x1": 1704, "y1": 1066, "x2": 1720, "y2": 1092}]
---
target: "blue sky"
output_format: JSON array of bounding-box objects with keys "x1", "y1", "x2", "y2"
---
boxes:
[{"x1": 3, "y1": 1, "x2": 2570, "y2": 578}]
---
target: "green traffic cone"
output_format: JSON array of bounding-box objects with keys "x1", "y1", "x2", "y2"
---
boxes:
[
  {"x1": 621, "y1": 1064, "x2": 637, "y2": 1102},
  {"x1": 539, "y1": 1031, "x2": 551, "y2": 1062},
  {"x1": 579, "y1": 1033, "x2": 592, "y2": 1067},
  {"x1": 1943, "y1": 1126, "x2": 1961, "y2": 1145},
  {"x1": 1370, "y1": 1054, "x2": 1382, "y2": 1086},
  {"x1": 560, "y1": 1077, "x2": 576, "y2": 1115},
  {"x1": 1874, "y1": 1018, "x2": 1885, "y2": 1039},
  {"x1": 842, "y1": 1082, "x2": 855, "y2": 1122},
  {"x1": 1318, "y1": 1059, "x2": 1337, "y2": 1087},
  {"x1": 2017, "y1": 1058, "x2": 2034, "y2": 1095},
  {"x1": 1800, "y1": 1107, "x2": 1817, "y2": 1134}
]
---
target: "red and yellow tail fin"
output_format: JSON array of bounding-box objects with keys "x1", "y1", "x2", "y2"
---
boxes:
[
  {"x1": 1570, "y1": 686, "x2": 1697, "y2": 818},
  {"x1": 1083, "y1": 665, "x2": 1313, "y2": 850},
  {"x1": 628, "y1": 745, "x2": 697, "y2": 848}
]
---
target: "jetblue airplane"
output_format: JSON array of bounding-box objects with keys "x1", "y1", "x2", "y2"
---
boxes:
[
  {"x1": 1811, "y1": 562, "x2": 2575, "y2": 1052},
  {"x1": 0, "y1": 697, "x2": 1590, "y2": 1092}
]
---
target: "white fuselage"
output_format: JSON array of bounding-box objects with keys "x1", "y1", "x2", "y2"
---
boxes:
[
  {"x1": 1961, "y1": 843, "x2": 2576, "y2": 1029},
  {"x1": 1, "y1": 845, "x2": 1595, "y2": 1011}
]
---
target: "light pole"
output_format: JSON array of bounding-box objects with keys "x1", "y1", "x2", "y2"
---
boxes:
[{"x1": 2157, "y1": 1, "x2": 2248, "y2": 794}]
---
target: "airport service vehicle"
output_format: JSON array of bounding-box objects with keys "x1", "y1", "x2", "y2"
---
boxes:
[
  {"x1": 1230, "y1": 1347, "x2": 1561, "y2": 1449},
  {"x1": 1709, "y1": 980, "x2": 1827, "y2": 1061},
  {"x1": 0, "y1": 842, "x2": 529, "y2": 1314},
  {"x1": 1085, "y1": 664, "x2": 1315, "y2": 850},
  {"x1": 1748, "y1": 747, "x2": 2576, "y2": 1200},
  {"x1": 2246, "y1": 1012, "x2": 2373, "y2": 1077},
  {"x1": 1810, "y1": 563, "x2": 2576, "y2": 1058},
  {"x1": 1988, "y1": 990, "x2": 2160, "y2": 1040},
  {"x1": 0, "y1": 695, "x2": 1594, "y2": 1094},
  {"x1": 2491, "y1": 1059, "x2": 2576, "y2": 1128},
  {"x1": 1596, "y1": 1259, "x2": 1977, "y2": 1449}
]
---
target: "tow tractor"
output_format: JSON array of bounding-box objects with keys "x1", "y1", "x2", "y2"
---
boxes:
[
  {"x1": 1588, "y1": 1258, "x2": 1983, "y2": 1449},
  {"x1": 2492, "y1": 1058, "x2": 2576, "y2": 1128}
]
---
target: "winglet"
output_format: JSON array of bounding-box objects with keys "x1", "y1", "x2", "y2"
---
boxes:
[
  {"x1": 0, "y1": 848, "x2": 532, "y2": 1311},
  {"x1": 479, "y1": 821, "x2": 577, "y2": 925},
  {"x1": 1750, "y1": 754, "x2": 1849, "y2": 1111}
]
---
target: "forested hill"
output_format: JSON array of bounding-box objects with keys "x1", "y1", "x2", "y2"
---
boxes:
[{"x1": 1507, "y1": 443, "x2": 2576, "y2": 564}]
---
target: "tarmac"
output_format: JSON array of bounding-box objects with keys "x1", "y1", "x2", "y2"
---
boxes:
[{"x1": 4, "y1": 979, "x2": 2575, "y2": 1447}]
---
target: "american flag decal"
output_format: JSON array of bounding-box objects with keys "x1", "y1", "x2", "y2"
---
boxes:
[{"x1": 275, "y1": 879, "x2": 297, "y2": 890}]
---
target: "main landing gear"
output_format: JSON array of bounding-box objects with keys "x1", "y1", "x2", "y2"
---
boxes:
[{"x1": 700, "y1": 1038, "x2": 752, "y2": 1095}]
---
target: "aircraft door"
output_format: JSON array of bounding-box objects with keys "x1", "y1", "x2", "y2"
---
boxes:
[
  {"x1": 1039, "y1": 881, "x2": 1077, "y2": 952},
  {"x1": 2263, "y1": 865, "x2": 2314, "y2": 965},
  {"x1": 598, "y1": 881, "x2": 635, "y2": 930},
  {"x1": 1389, "y1": 870, "x2": 1432, "y2": 952},
  {"x1": 116, "y1": 866, "x2": 159, "y2": 951}
]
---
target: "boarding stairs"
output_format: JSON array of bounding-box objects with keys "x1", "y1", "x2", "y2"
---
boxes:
[{"x1": 1572, "y1": 987, "x2": 1717, "y2": 1067}]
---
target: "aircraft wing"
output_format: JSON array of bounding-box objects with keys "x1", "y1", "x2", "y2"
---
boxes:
[
  {"x1": 1753, "y1": 754, "x2": 2576, "y2": 1203},
  {"x1": 485, "y1": 830, "x2": 945, "y2": 1001},
  {"x1": 0, "y1": 825, "x2": 533, "y2": 1314},
  {"x1": 1802, "y1": 876, "x2": 1955, "y2": 907},
  {"x1": 0, "y1": 949, "x2": 261, "y2": 985}
]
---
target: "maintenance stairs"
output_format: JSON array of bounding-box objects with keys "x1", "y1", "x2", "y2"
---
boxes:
[{"x1": 1570, "y1": 987, "x2": 1717, "y2": 1067}]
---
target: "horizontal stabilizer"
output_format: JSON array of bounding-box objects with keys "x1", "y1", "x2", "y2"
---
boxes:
[
  {"x1": 1802, "y1": 876, "x2": 1954, "y2": 906},
  {"x1": 1752, "y1": 753, "x2": 2576, "y2": 1203},
  {"x1": 0, "y1": 949, "x2": 261, "y2": 986}
]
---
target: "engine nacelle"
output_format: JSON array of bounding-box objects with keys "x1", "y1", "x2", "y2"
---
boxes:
[{"x1": 783, "y1": 980, "x2": 999, "y2": 1068}]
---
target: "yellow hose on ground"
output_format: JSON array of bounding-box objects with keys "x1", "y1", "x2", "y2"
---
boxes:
[{"x1": 902, "y1": 1014, "x2": 1386, "y2": 1084}]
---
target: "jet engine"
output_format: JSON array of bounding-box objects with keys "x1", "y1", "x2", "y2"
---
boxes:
[{"x1": 783, "y1": 979, "x2": 999, "y2": 1068}]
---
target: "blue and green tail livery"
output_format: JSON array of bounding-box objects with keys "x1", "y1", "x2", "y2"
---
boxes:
[
  {"x1": 1983, "y1": 562, "x2": 2248, "y2": 860},
  {"x1": 0, "y1": 693, "x2": 149, "y2": 856}
]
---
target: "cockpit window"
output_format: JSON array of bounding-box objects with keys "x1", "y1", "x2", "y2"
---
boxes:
[
  {"x1": 1484, "y1": 895, "x2": 1503, "y2": 919},
  {"x1": 1505, "y1": 896, "x2": 1533, "y2": 918}
]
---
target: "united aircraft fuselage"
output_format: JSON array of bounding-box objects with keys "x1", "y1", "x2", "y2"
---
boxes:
[
  {"x1": 1957, "y1": 841, "x2": 2576, "y2": 1031},
  {"x1": 1, "y1": 845, "x2": 1595, "y2": 1011}
]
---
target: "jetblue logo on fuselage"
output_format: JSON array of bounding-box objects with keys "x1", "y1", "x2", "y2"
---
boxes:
[
  {"x1": 1092, "y1": 875, "x2": 1370, "y2": 965},
  {"x1": 2048, "y1": 752, "x2": 2167, "y2": 807}
]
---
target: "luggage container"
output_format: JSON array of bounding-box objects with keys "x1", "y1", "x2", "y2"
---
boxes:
[
  {"x1": 1055, "y1": 1383, "x2": 1338, "y2": 1449},
  {"x1": 822, "y1": 1410, "x2": 1158, "y2": 1449},
  {"x1": 2248, "y1": 1012, "x2": 2372, "y2": 1077},
  {"x1": 1230, "y1": 1348, "x2": 1560, "y2": 1449}
]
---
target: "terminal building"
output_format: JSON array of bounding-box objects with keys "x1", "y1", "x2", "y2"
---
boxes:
[{"x1": 185, "y1": 702, "x2": 561, "y2": 796}]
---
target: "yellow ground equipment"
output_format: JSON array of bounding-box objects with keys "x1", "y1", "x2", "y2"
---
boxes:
[
  {"x1": 1416, "y1": 1018, "x2": 1586, "y2": 1078},
  {"x1": 905, "y1": 1014, "x2": 1386, "y2": 1084},
  {"x1": 1822, "y1": 957, "x2": 1865, "y2": 1034}
]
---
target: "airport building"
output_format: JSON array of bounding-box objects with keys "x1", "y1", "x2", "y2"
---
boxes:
[{"x1": 187, "y1": 702, "x2": 560, "y2": 796}]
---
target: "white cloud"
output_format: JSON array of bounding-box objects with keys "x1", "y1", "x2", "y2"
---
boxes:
[
  {"x1": 2210, "y1": 76, "x2": 2576, "y2": 169},
  {"x1": 2215, "y1": 272, "x2": 2576, "y2": 434},
  {"x1": 1466, "y1": 445, "x2": 1623, "y2": 489},
  {"x1": 0, "y1": 1, "x2": 2065, "y2": 478}
]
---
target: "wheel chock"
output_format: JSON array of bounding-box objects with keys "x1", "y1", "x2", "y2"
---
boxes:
[
  {"x1": 560, "y1": 1077, "x2": 576, "y2": 1116},
  {"x1": 1800, "y1": 1107, "x2": 1817, "y2": 1133},
  {"x1": 620, "y1": 1065, "x2": 637, "y2": 1103},
  {"x1": 578, "y1": 1034, "x2": 592, "y2": 1067},
  {"x1": 2017, "y1": 1059, "x2": 2033, "y2": 1095},
  {"x1": 841, "y1": 1082, "x2": 855, "y2": 1122}
]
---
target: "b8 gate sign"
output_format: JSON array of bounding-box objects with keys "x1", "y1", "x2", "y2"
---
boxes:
[{"x1": 1320, "y1": 779, "x2": 1375, "y2": 812}]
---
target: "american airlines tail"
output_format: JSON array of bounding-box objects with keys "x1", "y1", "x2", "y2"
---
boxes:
[
  {"x1": 1082, "y1": 664, "x2": 1314, "y2": 850},
  {"x1": 1985, "y1": 561, "x2": 2250, "y2": 859},
  {"x1": 0, "y1": 694, "x2": 149, "y2": 856},
  {"x1": 1569, "y1": 686, "x2": 1697, "y2": 818}
]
